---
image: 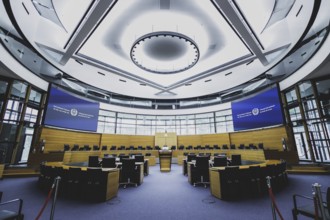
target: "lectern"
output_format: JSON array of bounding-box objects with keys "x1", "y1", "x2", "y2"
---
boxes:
[{"x1": 158, "y1": 150, "x2": 172, "y2": 172}]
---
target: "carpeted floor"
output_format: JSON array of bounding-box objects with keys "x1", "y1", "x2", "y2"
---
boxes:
[{"x1": 1, "y1": 165, "x2": 329, "y2": 220}]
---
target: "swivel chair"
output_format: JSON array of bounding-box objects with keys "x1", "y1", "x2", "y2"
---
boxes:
[
  {"x1": 119, "y1": 158, "x2": 138, "y2": 188},
  {"x1": 213, "y1": 156, "x2": 227, "y2": 167},
  {"x1": 192, "y1": 156, "x2": 210, "y2": 187},
  {"x1": 101, "y1": 157, "x2": 116, "y2": 168},
  {"x1": 88, "y1": 156, "x2": 100, "y2": 167},
  {"x1": 63, "y1": 144, "x2": 70, "y2": 151},
  {"x1": 231, "y1": 154, "x2": 242, "y2": 166}
]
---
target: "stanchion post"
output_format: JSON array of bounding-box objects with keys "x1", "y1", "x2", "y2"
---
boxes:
[
  {"x1": 312, "y1": 183, "x2": 326, "y2": 219},
  {"x1": 50, "y1": 176, "x2": 61, "y2": 220},
  {"x1": 266, "y1": 176, "x2": 276, "y2": 220}
]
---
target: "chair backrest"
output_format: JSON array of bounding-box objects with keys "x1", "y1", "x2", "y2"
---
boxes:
[
  {"x1": 93, "y1": 145, "x2": 99, "y2": 151},
  {"x1": 134, "y1": 155, "x2": 144, "y2": 163},
  {"x1": 258, "y1": 143, "x2": 264, "y2": 149},
  {"x1": 230, "y1": 144, "x2": 235, "y2": 149},
  {"x1": 231, "y1": 154, "x2": 241, "y2": 166},
  {"x1": 187, "y1": 154, "x2": 196, "y2": 162},
  {"x1": 64, "y1": 144, "x2": 70, "y2": 151},
  {"x1": 121, "y1": 158, "x2": 136, "y2": 177},
  {"x1": 72, "y1": 144, "x2": 79, "y2": 151},
  {"x1": 213, "y1": 156, "x2": 227, "y2": 167},
  {"x1": 145, "y1": 153, "x2": 151, "y2": 156},
  {"x1": 110, "y1": 146, "x2": 116, "y2": 150},
  {"x1": 88, "y1": 156, "x2": 100, "y2": 167},
  {"x1": 195, "y1": 156, "x2": 210, "y2": 171},
  {"x1": 102, "y1": 157, "x2": 116, "y2": 168},
  {"x1": 101, "y1": 145, "x2": 108, "y2": 151},
  {"x1": 119, "y1": 155, "x2": 129, "y2": 162},
  {"x1": 222, "y1": 144, "x2": 228, "y2": 149}
]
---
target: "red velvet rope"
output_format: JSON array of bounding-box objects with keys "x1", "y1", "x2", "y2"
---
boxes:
[
  {"x1": 268, "y1": 187, "x2": 284, "y2": 220},
  {"x1": 35, "y1": 183, "x2": 54, "y2": 220}
]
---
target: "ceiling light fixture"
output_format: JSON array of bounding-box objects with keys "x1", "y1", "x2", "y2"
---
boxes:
[{"x1": 130, "y1": 32, "x2": 199, "y2": 74}]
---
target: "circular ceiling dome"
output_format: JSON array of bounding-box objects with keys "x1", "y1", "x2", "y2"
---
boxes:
[{"x1": 130, "y1": 32, "x2": 199, "y2": 74}]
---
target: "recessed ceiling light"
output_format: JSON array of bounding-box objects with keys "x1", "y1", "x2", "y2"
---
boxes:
[{"x1": 130, "y1": 31, "x2": 199, "y2": 74}]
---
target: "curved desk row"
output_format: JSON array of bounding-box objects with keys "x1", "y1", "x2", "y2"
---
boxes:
[
  {"x1": 39, "y1": 162, "x2": 120, "y2": 202},
  {"x1": 209, "y1": 160, "x2": 288, "y2": 200}
]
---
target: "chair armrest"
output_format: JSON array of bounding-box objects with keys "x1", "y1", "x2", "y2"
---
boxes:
[{"x1": 0, "y1": 198, "x2": 23, "y2": 215}]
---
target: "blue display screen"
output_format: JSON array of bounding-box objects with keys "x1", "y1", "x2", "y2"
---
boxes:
[
  {"x1": 43, "y1": 86, "x2": 99, "y2": 132},
  {"x1": 232, "y1": 87, "x2": 284, "y2": 131}
]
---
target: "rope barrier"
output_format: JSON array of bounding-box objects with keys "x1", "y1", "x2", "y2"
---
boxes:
[
  {"x1": 313, "y1": 192, "x2": 319, "y2": 220},
  {"x1": 266, "y1": 176, "x2": 284, "y2": 220},
  {"x1": 35, "y1": 181, "x2": 55, "y2": 220}
]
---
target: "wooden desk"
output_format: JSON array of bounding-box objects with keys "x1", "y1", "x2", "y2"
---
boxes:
[
  {"x1": 40, "y1": 162, "x2": 119, "y2": 201},
  {"x1": 158, "y1": 150, "x2": 172, "y2": 172},
  {"x1": 209, "y1": 160, "x2": 286, "y2": 200}
]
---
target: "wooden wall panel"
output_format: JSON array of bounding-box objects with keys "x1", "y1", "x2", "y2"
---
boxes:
[
  {"x1": 101, "y1": 134, "x2": 154, "y2": 148},
  {"x1": 39, "y1": 126, "x2": 290, "y2": 154},
  {"x1": 40, "y1": 127, "x2": 101, "y2": 152},
  {"x1": 229, "y1": 126, "x2": 288, "y2": 150},
  {"x1": 200, "y1": 133, "x2": 230, "y2": 146},
  {"x1": 177, "y1": 135, "x2": 201, "y2": 147}
]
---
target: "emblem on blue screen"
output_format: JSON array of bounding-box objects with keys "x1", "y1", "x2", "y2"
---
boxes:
[
  {"x1": 252, "y1": 108, "x2": 259, "y2": 116},
  {"x1": 70, "y1": 108, "x2": 78, "y2": 116}
]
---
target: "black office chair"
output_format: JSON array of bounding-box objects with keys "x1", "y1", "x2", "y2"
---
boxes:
[
  {"x1": 67, "y1": 167, "x2": 82, "y2": 198},
  {"x1": 118, "y1": 146, "x2": 125, "y2": 150},
  {"x1": 187, "y1": 154, "x2": 196, "y2": 162},
  {"x1": 214, "y1": 145, "x2": 220, "y2": 149},
  {"x1": 88, "y1": 156, "x2": 101, "y2": 167},
  {"x1": 84, "y1": 168, "x2": 108, "y2": 202},
  {"x1": 0, "y1": 192, "x2": 24, "y2": 220},
  {"x1": 134, "y1": 155, "x2": 144, "y2": 163},
  {"x1": 120, "y1": 158, "x2": 138, "y2": 188},
  {"x1": 145, "y1": 153, "x2": 151, "y2": 156},
  {"x1": 231, "y1": 154, "x2": 242, "y2": 166},
  {"x1": 119, "y1": 155, "x2": 129, "y2": 162},
  {"x1": 101, "y1": 145, "x2": 108, "y2": 151},
  {"x1": 84, "y1": 145, "x2": 91, "y2": 151},
  {"x1": 213, "y1": 156, "x2": 227, "y2": 167},
  {"x1": 93, "y1": 145, "x2": 100, "y2": 151},
  {"x1": 146, "y1": 146, "x2": 152, "y2": 150},
  {"x1": 238, "y1": 144, "x2": 245, "y2": 149},
  {"x1": 222, "y1": 144, "x2": 228, "y2": 149},
  {"x1": 101, "y1": 157, "x2": 116, "y2": 168},
  {"x1": 171, "y1": 146, "x2": 176, "y2": 150},
  {"x1": 178, "y1": 145, "x2": 184, "y2": 150},
  {"x1": 63, "y1": 144, "x2": 70, "y2": 151},
  {"x1": 192, "y1": 156, "x2": 210, "y2": 187},
  {"x1": 220, "y1": 166, "x2": 241, "y2": 200},
  {"x1": 230, "y1": 144, "x2": 236, "y2": 149},
  {"x1": 71, "y1": 144, "x2": 79, "y2": 151},
  {"x1": 110, "y1": 146, "x2": 116, "y2": 150},
  {"x1": 154, "y1": 146, "x2": 160, "y2": 150},
  {"x1": 292, "y1": 187, "x2": 330, "y2": 220},
  {"x1": 258, "y1": 143, "x2": 264, "y2": 149}
]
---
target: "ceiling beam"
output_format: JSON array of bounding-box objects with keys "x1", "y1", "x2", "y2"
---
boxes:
[
  {"x1": 211, "y1": 0, "x2": 269, "y2": 66},
  {"x1": 59, "y1": 0, "x2": 117, "y2": 65}
]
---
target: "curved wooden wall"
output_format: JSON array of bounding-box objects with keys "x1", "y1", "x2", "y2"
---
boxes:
[{"x1": 39, "y1": 126, "x2": 290, "y2": 153}]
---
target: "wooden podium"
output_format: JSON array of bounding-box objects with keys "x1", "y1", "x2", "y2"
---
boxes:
[{"x1": 158, "y1": 150, "x2": 172, "y2": 172}]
